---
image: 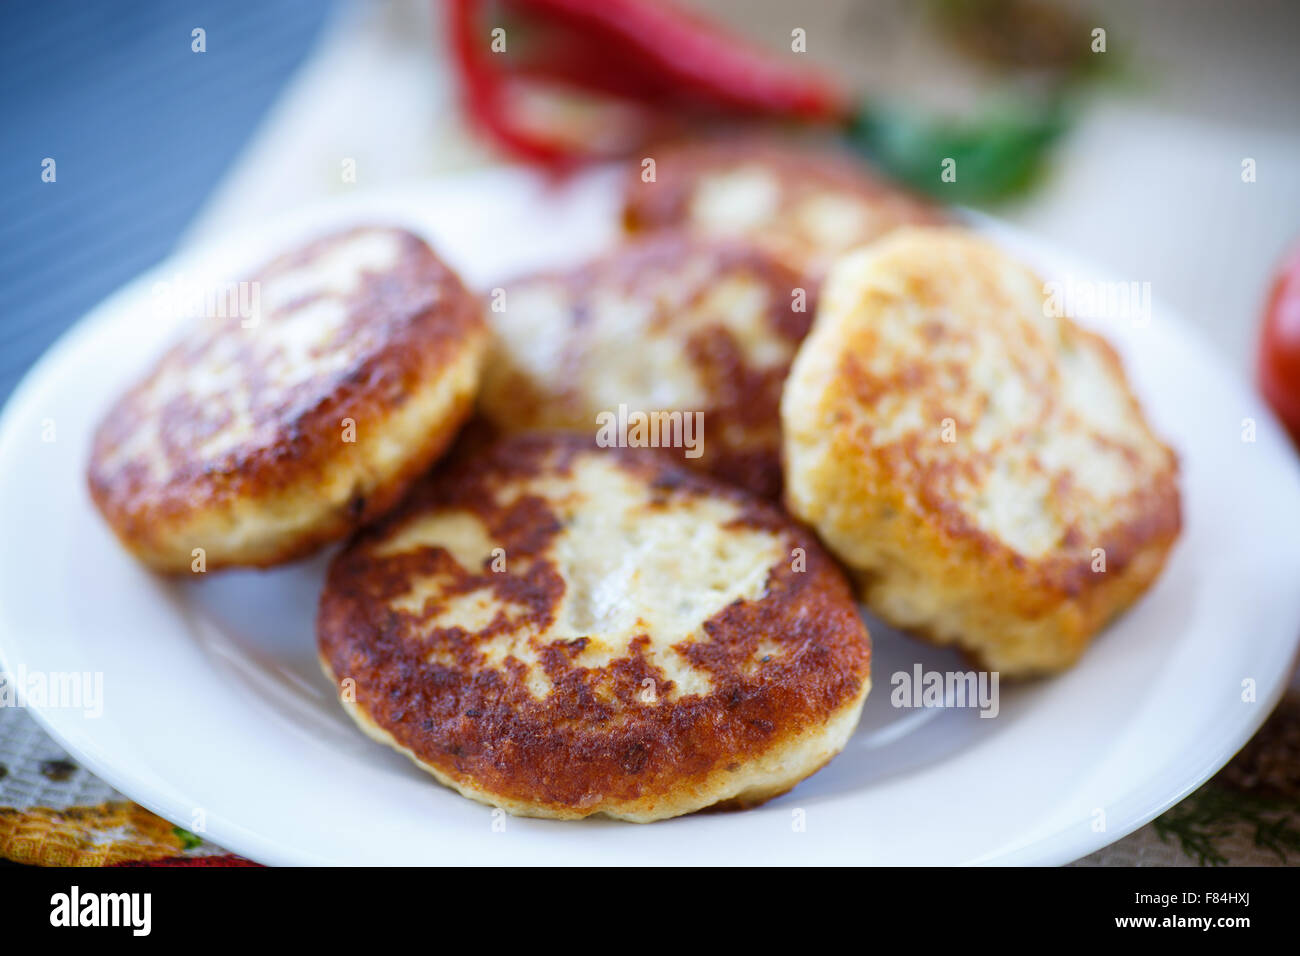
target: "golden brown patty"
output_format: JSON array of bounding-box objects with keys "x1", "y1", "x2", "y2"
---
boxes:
[
  {"x1": 623, "y1": 138, "x2": 945, "y2": 283},
  {"x1": 782, "y1": 227, "x2": 1181, "y2": 676},
  {"x1": 478, "y1": 234, "x2": 811, "y2": 499},
  {"x1": 317, "y1": 433, "x2": 872, "y2": 821},
  {"x1": 88, "y1": 226, "x2": 487, "y2": 572}
]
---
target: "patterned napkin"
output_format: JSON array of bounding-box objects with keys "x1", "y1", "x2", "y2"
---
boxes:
[{"x1": 0, "y1": 707, "x2": 254, "y2": 866}]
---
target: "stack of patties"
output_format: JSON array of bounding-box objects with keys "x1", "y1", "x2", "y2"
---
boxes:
[
  {"x1": 87, "y1": 203, "x2": 877, "y2": 821},
  {"x1": 480, "y1": 139, "x2": 944, "y2": 500},
  {"x1": 88, "y1": 141, "x2": 1181, "y2": 822}
]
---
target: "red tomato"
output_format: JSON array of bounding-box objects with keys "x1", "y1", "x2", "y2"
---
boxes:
[{"x1": 1258, "y1": 242, "x2": 1300, "y2": 447}]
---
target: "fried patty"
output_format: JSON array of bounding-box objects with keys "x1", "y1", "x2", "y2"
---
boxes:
[
  {"x1": 782, "y1": 227, "x2": 1181, "y2": 676},
  {"x1": 317, "y1": 433, "x2": 872, "y2": 821},
  {"x1": 623, "y1": 138, "x2": 945, "y2": 283},
  {"x1": 478, "y1": 234, "x2": 812, "y2": 499},
  {"x1": 88, "y1": 226, "x2": 487, "y2": 572}
]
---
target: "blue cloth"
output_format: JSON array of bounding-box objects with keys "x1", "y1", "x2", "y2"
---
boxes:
[{"x1": 0, "y1": 0, "x2": 336, "y2": 399}]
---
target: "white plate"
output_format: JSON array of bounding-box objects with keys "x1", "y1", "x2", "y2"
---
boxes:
[{"x1": 2, "y1": 168, "x2": 1299, "y2": 866}]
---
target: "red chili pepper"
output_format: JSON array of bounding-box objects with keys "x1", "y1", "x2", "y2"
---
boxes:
[
  {"x1": 502, "y1": 0, "x2": 851, "y2": 121},
  {"x1": 446, "y1": 0, "x2": 573, "y2": 165},
  {"x1": 443, "y1": 0, "x2": 851, "y2": 166},
  {"x1": 504, "y1": 28, "x2": 681, "y2": 104}
]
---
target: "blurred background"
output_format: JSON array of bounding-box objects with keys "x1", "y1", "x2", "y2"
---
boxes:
[
  {"x1": 1, "y1": 0, "x2": 1298, "y2": 867},
  {"x1": 3, "y1": 0, "x2": 1299, "y2": 404}
]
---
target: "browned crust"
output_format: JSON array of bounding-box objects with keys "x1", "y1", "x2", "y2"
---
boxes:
[
  {"x1": 621, "y1": 136, "x2": 947, "y2": 278},
  {"x1": 837, "y1": 324, "x2": 1181, "y2": 611},
  {"x1": 87, "y1": 226, "x2": 485, "y2": 570},
  {"x1": 317, "y1": 433, "x2": 871, "y2": 815},
  {"x1": 481, "y1": 234, "x2": 811, "y2": 499},
  {"x1": 873, "y1": 527, "x2": 1180, "y2": 677}
]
